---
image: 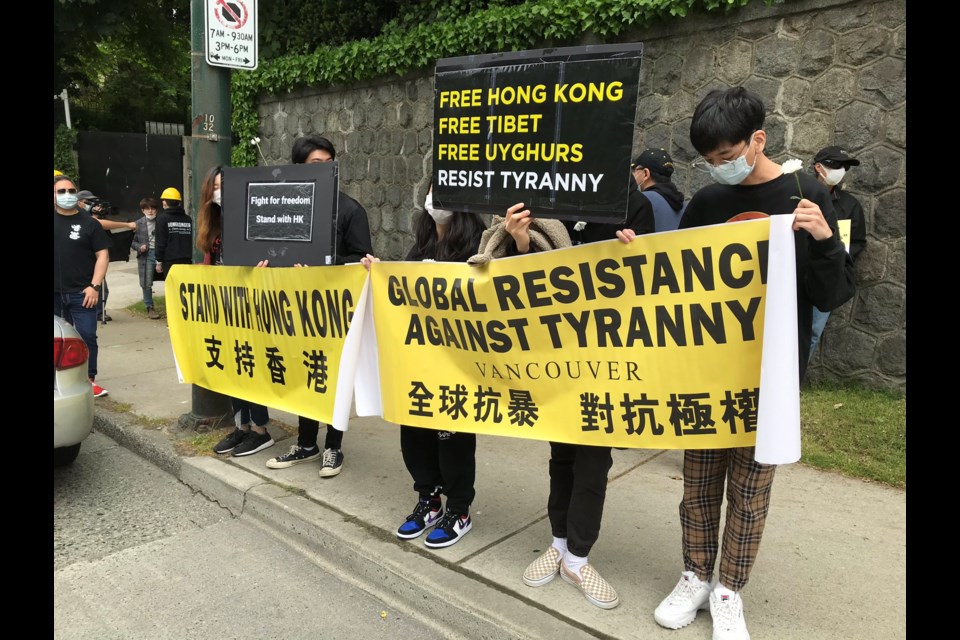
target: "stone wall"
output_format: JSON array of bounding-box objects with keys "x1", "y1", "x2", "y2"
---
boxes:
[{"x1": 254, "y1": 0, "x2": 906, "y2": 394}]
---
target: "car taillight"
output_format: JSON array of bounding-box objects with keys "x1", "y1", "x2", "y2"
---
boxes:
[{"x1": 54, "y1": 337, "x2": 89, "y2": 371}]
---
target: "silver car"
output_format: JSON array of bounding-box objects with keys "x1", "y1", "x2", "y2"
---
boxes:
[{"x1": 54, "y1": 315, "x2": 94, "y2": 466}]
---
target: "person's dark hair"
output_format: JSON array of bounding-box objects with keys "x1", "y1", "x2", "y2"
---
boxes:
[
  {"x1": 196, "y1": 165, "x2": 223, "y2": 253},
  {"x1": 689, "y1": 86, "x2": 766, "y2": 155},
  {"x1": 407, "y1": 184, "x2": 486, "y2": 262},
  {"x1": 646, "y1": 169, "x2": 673, "y2": 184},
  {"x1": 291, "y1": 135, "x2": 337, "y2": 164},
  {"x1": 54, "y1": 175, "x2": 75, "y2": 188},
  {"x1": 140, "y1": 197, "x2": 160, "y2": 210}
]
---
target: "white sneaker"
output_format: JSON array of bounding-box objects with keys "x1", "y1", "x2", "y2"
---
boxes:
[
  {"x1": 709, "y1": 586, "x2": 750, "y2": 640},
  {"x1": 654, "y1": 571, "x2": 714, "y2": 629}
]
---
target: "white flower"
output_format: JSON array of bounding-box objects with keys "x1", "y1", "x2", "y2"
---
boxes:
[
  {"x1": 250, "y1": 137, "x2": 261, "y2": 145},
  {"x1": 782, "y1": 158, "x2": 805, "y2": 200},
  {"x1": 573, "y1": 221, "x2": 587, "y2": 231},
  {"x1": 782, "y1": 158, "x2": 803, "y2": 174}
]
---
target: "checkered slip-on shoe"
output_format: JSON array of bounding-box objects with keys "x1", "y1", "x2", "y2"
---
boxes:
[
  {"x1": 559, "y1": 562, "x2": 620, "y2": 609},
  {"x1": 522, "y1": 546, "x2": 563, "y2": 587}
]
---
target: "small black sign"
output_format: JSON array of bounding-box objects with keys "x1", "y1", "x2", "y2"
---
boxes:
[
  {"x1": 433, "y1": 43, "x2": 643, "y2": 224},
  {"x1": 222, "y1": 163, "x2": 338, "y2": 267}
]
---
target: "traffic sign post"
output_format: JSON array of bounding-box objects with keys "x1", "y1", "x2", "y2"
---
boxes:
[{"x1": 204, "y1": 0, "x2": 257, "y2": 70}]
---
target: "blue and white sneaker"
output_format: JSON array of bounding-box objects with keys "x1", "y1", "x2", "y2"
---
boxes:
[
  {"x1": 396, "y1": 499, "x2": 443, "y2": 540},
  {"x1": 424, "y1": 511, "x2": 472, "y2": 548}
]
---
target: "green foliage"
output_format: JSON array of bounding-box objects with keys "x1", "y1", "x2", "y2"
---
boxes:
[
  {"x1": 54, "y1": 125, "x2": 79, "y2": 179},
  {"x1": 231, "y1": 0, "x2": 773, "y2": 166},
  {"x1": 54, "y1": 0, "x2": 190, "y2": 131},
  {"x1": 800, "y1": 382, "x2": 906, "y2": 488}
]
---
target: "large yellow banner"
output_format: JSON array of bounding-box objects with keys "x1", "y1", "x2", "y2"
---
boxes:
[
  {"x1": 165, "y1": 264, "x2": 368, "y2": 425},
  {"x1": 366, "y1": 220, "x2": 772, "y2": 450}
]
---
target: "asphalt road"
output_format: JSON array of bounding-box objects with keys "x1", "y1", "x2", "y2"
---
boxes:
[{"x1": 54, "y1": 431, "x2": 450, "y2": 640}]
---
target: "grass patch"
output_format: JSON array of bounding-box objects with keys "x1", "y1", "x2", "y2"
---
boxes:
[
  {"x1": 126, "y1": 295, "x2": 167, "y2": 317},
  {"x1": 174, "y1": 419, "x2": 298, "y2": 457},
  {"x1": 800, "y1": 382, "x2": 906, "y2": 488}
]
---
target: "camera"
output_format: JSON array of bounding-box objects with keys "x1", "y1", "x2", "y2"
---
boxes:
[{"x1": 88, "y1": 198, "x2": 116, "y2": 217}]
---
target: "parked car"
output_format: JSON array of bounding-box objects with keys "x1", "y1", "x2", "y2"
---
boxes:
[{"x1": 54, "y1": 315, "x2": 94, "y2": 466}]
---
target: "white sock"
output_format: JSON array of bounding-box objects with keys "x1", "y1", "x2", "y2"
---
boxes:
[
  {"x1": 563, "y1": 552, "x2": 588, "y2": 576},
  {"x1": 551, "y1": 537, "x2": 568, "y2": 556}
]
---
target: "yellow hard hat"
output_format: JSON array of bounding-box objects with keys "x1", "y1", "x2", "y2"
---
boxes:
[
  {"x1": 54, "y1": 169, "x2": 63, "y2": 176},
  {"x1": 161, "y1": 187, "x2": 182, "y2": 201}
]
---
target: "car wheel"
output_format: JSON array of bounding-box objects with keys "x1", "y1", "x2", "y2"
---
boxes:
[{"x1": 54, "y1": 443, "x2": 82, "y2": 467}]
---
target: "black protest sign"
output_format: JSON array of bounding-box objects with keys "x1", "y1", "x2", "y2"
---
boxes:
[
  {"x1": 222, "y1": 163, "x2": 339, "y2": 267},
  {"x1": 432, "y1": 43, "x2": 643, "y2": 223}
]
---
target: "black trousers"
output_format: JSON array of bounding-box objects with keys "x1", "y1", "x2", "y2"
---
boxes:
[
  {"x1": 231, "y1": 398, "x2": 269, "y2": 428},
  {"x1": 400, "y1": 425, "x2": 476, "y2": 515},
  {"x1": 547, "y1": 442, "x2": 613, "y2": 558},
  {"x1": 297, "y1": 416, "x2": 344, "y2": 450}
]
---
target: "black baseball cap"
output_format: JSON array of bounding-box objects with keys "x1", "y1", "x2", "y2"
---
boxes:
[
  {"x1": 632, "y1": 148, "x2": 675, "y2": 177},
  {"x1": 813, "y1": 146, "x2": 860, "y2": 167}
]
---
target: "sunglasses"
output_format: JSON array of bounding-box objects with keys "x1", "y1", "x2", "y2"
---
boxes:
[{"x1": 56, "y1": 188, "x2": 78, "y2": 194}]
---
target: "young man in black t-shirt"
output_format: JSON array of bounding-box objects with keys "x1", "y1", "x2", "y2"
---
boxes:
[
  {"x1": 53, "y1": 175, "x2": 112, "y2": 397},
  {"x1": 618, "y1": 87, "x2": 856, "y2": 640}
]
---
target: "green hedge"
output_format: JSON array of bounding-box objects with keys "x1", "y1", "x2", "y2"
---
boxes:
[
  {"x1": 54, "y1": 124, "x2": 78, "y2": 180},
  {"x1": 232, "y1": 0, "x2": 773, "y2": 166}
]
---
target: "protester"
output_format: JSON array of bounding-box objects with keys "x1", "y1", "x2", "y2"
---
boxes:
[
  {"x1": 132, "y1": 196, "x2": 162, "y2": 319},
  {"x1": 194, "y1": 166, "x2": 276, "y2": 458},
  {"x1": 361, "y1": 183, "x2": 486, "y2": 549},
  {"x1": 631, "y1": 147, "x2": 687, "y2": 232},
  {"x1": 53, "y1": 174, "x2": 111, "y2": 398},
  {"x1": 154, "y1": 187, "x2": 193, "y2": 282},
  {"x1": 265, "y1": 135, "x2": 373, "y2": 478},
  {"x1": 505, "y1": 192, "x2": 651, "y2": 611},
  {"x1": 808, "y1": 145, "x2": 866, "y2": 360},
  {"x1": 618, "y1": 86, "x2": 856, "y2": 639}
]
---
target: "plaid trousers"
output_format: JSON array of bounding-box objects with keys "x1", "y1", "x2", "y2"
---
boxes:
[{"x1": 679, "y1": 446, "x2": 777, "y2": 592}]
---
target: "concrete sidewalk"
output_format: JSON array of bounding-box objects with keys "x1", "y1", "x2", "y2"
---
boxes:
[{"x1": 89, "y1": 259, "x2": 907, "y2": 640}]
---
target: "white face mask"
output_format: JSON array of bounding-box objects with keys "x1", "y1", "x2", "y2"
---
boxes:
[
  {"x1": 819, "y1": 166, "x2": 846, "y2": 187},
  {"x1": 143, "y1": 211, "x2": 157, "y2": 220},
  {"x1": 424, "y1": 192, "x2": 453, "y2": 225},
  {"x1": 213, "y1": 189, "x2": 222, "y2": 206},
  {"x1": 56, "y1": 194, "x2": 78, "y2": 209}
]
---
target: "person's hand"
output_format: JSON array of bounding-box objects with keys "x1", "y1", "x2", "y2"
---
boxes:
[
  {"x1": 127, "y1": 221, "x2": 136, "y2": 230},
  {"x1": 360, "y1": 254, "x2": 380, "y2": 271},
  {"x1": 138, "y1": 244, "x2": 147, "y2": 254},
  {"x1": 616, "y1": 228, "x2": 637, "y2": 244},
  {"x1": 293, "y1": 263, "x2": 308, "y2": 268},
  {"x1": 82, "y1": 286, "x2": 99, "y2": 308},
  {"x1": 505, "y1": 202, "x2": 533, "y2": 253},
  {"x1": 792, "y1": 198, "x2": 833, "y2": 241},
  {"x1": 155, "y1": 263, "x2": 163, "y2": 273},
  {"x1": 256, "y1": 259, "x2": 270, "y2": 268}
]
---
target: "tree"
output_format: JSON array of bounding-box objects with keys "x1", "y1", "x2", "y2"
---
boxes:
[{"x1": 54, "y1": 0, "x2": 191, "y2": 132}]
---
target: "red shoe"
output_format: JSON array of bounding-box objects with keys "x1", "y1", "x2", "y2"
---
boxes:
[{"x1": 91, "y1": 381, "x2": 109, "y2": 398}]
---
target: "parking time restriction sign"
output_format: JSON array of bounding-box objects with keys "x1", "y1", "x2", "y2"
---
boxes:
[{"x1": 205, "y1": 0, "x2": 258, "y2": 70}]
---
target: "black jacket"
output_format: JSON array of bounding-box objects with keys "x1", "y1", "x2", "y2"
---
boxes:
[
  {"x1": 564, "y1": 182, "x2": 655, "y2": 245},
  {"x1": 155, "y1": 204, "x2": 194, "y2": 265},
  {"x1": 334, "y1": 192, "x2": 373, "y2": 264}
]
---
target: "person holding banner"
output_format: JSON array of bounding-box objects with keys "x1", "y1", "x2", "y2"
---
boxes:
[
  {"x1": 490, "y1": 202, "x2": 639, "y2": 611},
  {"x1": 265, "y1": 135, "x2": 374, "y2": 477},
  {"x1": 618, "y1": 86, "x2": 856, "y2": 640},
  {"x1": 195, "y1": 165, "x2": 277, "y2": 458},
  {"x1": 362, "y1": 183, "x2": 487, "y2": 548}
]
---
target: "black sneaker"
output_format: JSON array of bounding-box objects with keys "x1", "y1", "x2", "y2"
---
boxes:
[
  {"x1": 318, "y1": 448, "x2": 344, "y2": 477},
  {"x1": 231, "y1": 430, "x2": 275, "y2": 457},
  {"x1": 266, "y1": 445, "x2": 321, "y2": 469},
  {"x1": 424, "y1": 511, "x2": 472, "y2": 548},
  {"x1": 213, "y1": 428, "x2": 246, "y2": 454},
  {"x1": 396, "y1": 499, "x2": 443, "y2": 539}
]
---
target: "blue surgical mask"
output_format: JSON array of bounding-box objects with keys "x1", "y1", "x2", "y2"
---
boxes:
[
  {"x1": 707, "y1": 135, "x2": 758, "y2": 185},
  {"x1": 57, "y1": 194, "x2": 78, "y2": 209}
]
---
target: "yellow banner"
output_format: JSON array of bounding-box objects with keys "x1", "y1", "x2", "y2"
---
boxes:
[
  {"x1": 165, "y1": 264, "x2": 368, "y2": 424},
  {"x1": 368, "y1": 219, "x2": 771, "y2": 449}
]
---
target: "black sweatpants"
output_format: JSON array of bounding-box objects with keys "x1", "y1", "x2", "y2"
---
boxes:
[
  {"x1": 400, "y1": 425, "x2": 476, "y2": 515},
  {"x1": 547, "y1": 442, "x2": 613, "y2": 558},
  {"x1": 297, "y1": 415, "x2": 344, "y2": 450}
]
